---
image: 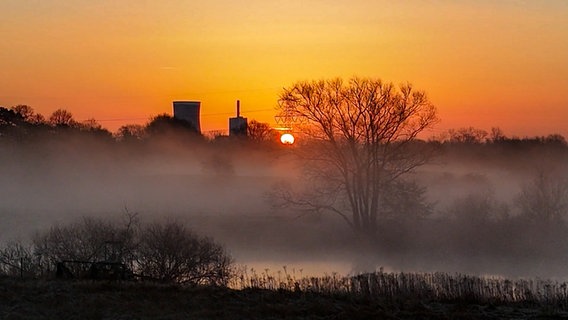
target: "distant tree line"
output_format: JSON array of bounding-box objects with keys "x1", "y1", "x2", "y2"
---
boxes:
[
  {"x1": 0, "y1": 105, "x2": 280, "y2": 145},
  {"x1": 434, "y1": 126, "x2": 567, "y2": 146},
  {"x1": 1, "y1": 104, "x2": 565, "y2": 148}
]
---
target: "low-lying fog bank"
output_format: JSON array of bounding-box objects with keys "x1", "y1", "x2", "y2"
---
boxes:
[{"x1": 2, "y1": 135, "x2": 568, "y2": 279}]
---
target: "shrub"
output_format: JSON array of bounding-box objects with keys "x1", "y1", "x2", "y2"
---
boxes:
[
  {"x1": 136, "y1": 221, "x2": 233, "y2": 285},
  {"x1": 1, "y1": 217, "x2": 233, "y2": 285}
]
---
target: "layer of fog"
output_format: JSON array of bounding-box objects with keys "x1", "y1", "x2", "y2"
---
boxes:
[{"x1": 1, "y1": 134, "x2": 567, "y2": 279}]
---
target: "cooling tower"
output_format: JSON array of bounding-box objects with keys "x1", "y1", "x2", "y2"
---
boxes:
[{"x1": 173, "y1": 101, "x2": 201, "y2": 133}]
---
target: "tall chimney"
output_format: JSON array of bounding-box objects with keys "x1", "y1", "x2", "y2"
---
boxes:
[{"x1": 237, "y1": 100, "x2": 240, "y2": 117}]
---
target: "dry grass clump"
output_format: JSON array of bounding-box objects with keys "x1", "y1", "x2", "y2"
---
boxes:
[{"x1": 231, "y1": 265, "x2": 349, "y2": 294}]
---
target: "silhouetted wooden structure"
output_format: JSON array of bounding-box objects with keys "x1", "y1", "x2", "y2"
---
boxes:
[{"x1": 56, "y1": 260, "x2": 133, "y2": 280}]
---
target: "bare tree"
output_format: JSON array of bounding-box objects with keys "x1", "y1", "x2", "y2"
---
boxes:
[
  {"x1": 135, "y1": 221, "x2": 233, "y2": 285},
  {"x1": 146, "y1": 114, "x2": 199, "y2": 135},
  {"x1": 276, "y1": 77, "x2": 438, "y2": 237},
  {"x1": 79, "y1": 118, "x2": 103, "y2": 131},
  {"x1": 49, "y1": 109, "x2": 77, "y2": 127},
  {"x1": 516, "y1": 171, "x2": 568, "y2": 223},
  {"x1": 33, "y1": 217, "x2": 125, "y2": 263},
  {"x1": 247, "y1": 120, "x2": 275, "y2": 143},
  {"x1": 115, "y1": 124, "x2": 147, "y2": 142},
  {"x1": 447, "y1": 127, "x2": 488, "y2": 144},
  {"x1": 0, "y1": 241, "x2": 39, "y2": 278},
  {"x1": 449, "y1": 192, "x2": 510, "y2": 225},
  {"x1": 489, "y1": 127, "x2": 506, "y2": 143},
  {"x1": 10, "y1": 105, "x2": 35, "y2": 121},
  {"x1": 10, "y1": 104, "x2": 46, "y2": 126},
  {"x1": 0, "y1": 107, "x2": 23, "y2": 127}
]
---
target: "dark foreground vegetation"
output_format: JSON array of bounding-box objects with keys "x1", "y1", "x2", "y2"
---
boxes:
[
  {"x1": 3, "y1": 272, "x2": 568, "y2": 319},
  {"x1": 4, "y1": 217, "x2": 568, "y2": 318},
  {"x1": 0, "y1": 217, "x2": 233, "y2": 285}
]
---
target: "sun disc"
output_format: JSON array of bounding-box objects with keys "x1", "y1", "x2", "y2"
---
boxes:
[{"x1": 280, "y1": 133, "x2": 295, "y2": 145}]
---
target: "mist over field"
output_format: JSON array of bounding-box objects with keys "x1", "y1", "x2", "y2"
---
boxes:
[
  {"x1": 2, "y1": 128, "x2": 568, "y2": 279},
  {"x1": 0, "y1": 133, "x2": 293, "y2": 233}
]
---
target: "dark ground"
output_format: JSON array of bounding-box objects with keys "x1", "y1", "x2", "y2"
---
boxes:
[{"x1": 1, "y1": 278, "x2": 568, "y2": 319}]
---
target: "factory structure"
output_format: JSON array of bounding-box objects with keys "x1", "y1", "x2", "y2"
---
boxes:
[
  {"x1": 172, "y1": 100, "x2": 247, "y2": 138},
  {"x1": 229, "y1": 100, "x2": 247, "y2": 136},
  {"x1": 173, "y1": 101, "x2": 201, "y2": 133}
]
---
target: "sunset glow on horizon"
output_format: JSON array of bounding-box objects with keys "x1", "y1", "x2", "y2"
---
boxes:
[{"x1": 1, "y1": 1, "x2": 567, "y2": 137}]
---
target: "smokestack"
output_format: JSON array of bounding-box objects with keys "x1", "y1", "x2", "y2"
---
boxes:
[{"x1": 230, "y1": 99, "x2": 247, "y2": 137}]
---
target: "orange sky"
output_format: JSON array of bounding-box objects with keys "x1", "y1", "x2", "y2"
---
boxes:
[{"x1": 1, "y1": 1, "x2": 567, "y2": 137}]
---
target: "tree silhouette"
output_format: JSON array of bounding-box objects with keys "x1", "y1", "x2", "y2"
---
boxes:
[
  {"x1": 135, "y1": 221, "x2": 233, "y2": 285},
  {"x1": 517, "y1": 171, "x2": 568, "y2": 224},
  {"x1": 146, "y1": 114, "x2": 199, "y2": 136},
  {"x1": 116, "y1": 124, "x2": 146, "y2": 142},
  {"x1": 11, "y1": 105, "x2": 35, "y2": 121},
  {"x1": 276, "y1": 77, "x2": 438, "y2": 237},
  {"x1": 0, "y1": 107, "x2": 23, "y2": 127},
  {"x1": 79, "y1": 118, "x2": 104, "y2": 131},
  {"x1": 0, "y1": 107, "x2": 27, "y2": 139},
  {"x1": 49, "y1": 109, "x2": 77, "y2": 127},
  {"x1": 447, "y1": 127, "x2": 488, "y2": 144},
  {"x1": 247, "y1": 120, "x2": 275, "y2": 143}
]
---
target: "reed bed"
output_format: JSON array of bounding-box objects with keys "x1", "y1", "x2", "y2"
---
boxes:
[{"x1": 232, "y1": 267, "x2": 568, "y2": 307}]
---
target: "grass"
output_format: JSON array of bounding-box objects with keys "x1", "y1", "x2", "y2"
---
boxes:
[
  {"x1": 232, "y1": 267, "x2": 568, "y2": 308},
  {"x1": 3, "y1": 271, "x2": 568, "y2": 319}
]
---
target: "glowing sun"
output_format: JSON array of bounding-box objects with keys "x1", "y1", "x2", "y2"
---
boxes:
[{"x1": 280, "y1": 133, "x2": 295, "y2": 145}]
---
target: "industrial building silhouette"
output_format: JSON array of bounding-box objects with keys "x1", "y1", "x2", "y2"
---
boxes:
[
  {"x1": 173, "y1": 100, "x2": 247, "y2": 137},
  {"x1": 173, "y1": 101, "x2": 201, "y2": 133}
]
